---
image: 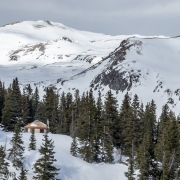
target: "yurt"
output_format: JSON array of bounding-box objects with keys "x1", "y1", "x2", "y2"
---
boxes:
[{"x1": 24, "y1": 120, "x2": 48, "y2": 133}]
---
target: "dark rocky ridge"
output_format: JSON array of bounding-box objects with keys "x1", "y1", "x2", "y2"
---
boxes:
[{"x1": 90, "y1": 38, "x2": 143, "y2": 92}]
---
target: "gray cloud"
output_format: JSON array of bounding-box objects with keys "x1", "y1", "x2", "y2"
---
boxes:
[{"x1": 0, "y1": 0, "x2": 180, "y2": 36}]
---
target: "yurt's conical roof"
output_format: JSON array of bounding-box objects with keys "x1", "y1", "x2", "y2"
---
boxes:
[{"x1": 24, "y1": 120, "x2": 47, "y2": 129}]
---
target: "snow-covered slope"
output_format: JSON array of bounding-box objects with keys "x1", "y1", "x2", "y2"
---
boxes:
[
  {"x1": 0, "y1": 20, "x2": 180, "y2": 114},
  {"x1": 0, "y1": 128, "x2": 128, "y2": 180}
]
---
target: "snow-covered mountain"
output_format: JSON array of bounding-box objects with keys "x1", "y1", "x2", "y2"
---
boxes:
[{"x1": 0, "y1": 20, "x2": 180, "y2": 114}]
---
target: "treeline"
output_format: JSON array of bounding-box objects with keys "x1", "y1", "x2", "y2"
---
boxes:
[
  {"x1": 0, "y1": 78, "x2": 39, "y2": 131},
  {"x1": 1, "y1": 78, "x2": 180, "y2": 179}
]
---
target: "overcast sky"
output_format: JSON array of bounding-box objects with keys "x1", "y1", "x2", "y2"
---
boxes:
[{"x1": 0, "y1": 0, "x2": 180, "y2": 36}]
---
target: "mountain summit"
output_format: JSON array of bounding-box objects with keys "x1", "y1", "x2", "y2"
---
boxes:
[{"x1": 0, "y1": 20, "x2": 179, "y2": 114}]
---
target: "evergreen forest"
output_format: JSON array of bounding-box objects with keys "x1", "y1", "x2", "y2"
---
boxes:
[{"x1": 0, "y1": 77, "x2": 180, "y2": 179}]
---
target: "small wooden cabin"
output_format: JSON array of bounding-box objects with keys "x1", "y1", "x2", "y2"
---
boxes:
[{"x1": 24, "y1": 120, "x2": 48, "y2": 133}]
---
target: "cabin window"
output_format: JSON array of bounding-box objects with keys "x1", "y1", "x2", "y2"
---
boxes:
[{"x1": 40, "y1": 129, "x2": 44, "y2": 133}]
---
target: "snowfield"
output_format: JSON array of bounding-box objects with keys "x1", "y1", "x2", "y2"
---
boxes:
[
  {"x1": 0, "y1": 20, "x2": 180, "y2": 115},
  {"x1": 0, "y1": 128, "x2": 128, "y2": 180}
]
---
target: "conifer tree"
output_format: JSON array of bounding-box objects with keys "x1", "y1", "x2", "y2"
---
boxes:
[
  {"x1": 131, "y1": 94, "x2": 142, "y2": 150},
  {"x1": 138, "y1": 103, "x2": 145, "y2": 138},
  {"x1": 137, "y1": 132, "x2": 152, "y2": 180},
  {"x1": 102, "y1": 129, "x2": 114, "y2": 163},
  {"x1": 70, "y1": 136, "x2": 78, "y2": 157},
  {"x1": 103, "y1": 90, "x2": 118, "y2": 146},
  {"x1": 18, "y1": 167, "x2": 28, "y2": 180},
  {"x1": 123, "y1": 105, "x2": 134, "y2": 157},
  {"x1": 29, "y1": 128, "x2": 36, "y2": 150},
  {"x1": 32, "y1": 87, "x2": 39, "y2": 119},
  {"x1": 23, "y1": 84, "x2": 33, "y2": 122},
  {"x1": 43, "y1": 88, "x2": 55, "y2": 123},
  {"x1": 33, "y1": 132, "x2": 60, "y2": 180},
  {"x1": 125, "y1": 155, "x2": 135, "y2": 180},
  {"x1": 2, "y1": 78, "x2": 22, "y2": 131},
  {"x1": 58, "y1": 91, "x2": 67, "y2": 134},
  {"x1": 158, "y1": 104, "x2": 170, "y2": 136},
  {"x1": 0, "y1": 81, "x2": 6, "y2": 123},
  {"x1": 0, "y1": 145, "x2": 9, "y2": 180},
  {"x1": 51, "y1": 93, "x2": 60, "y2": 133},
  {"x1": 155, "y1": 111, "x2": 180, "y2": 179},
  {"x1": 87, "y1": 89, "x2": 98, "y2": 162},
  {"x1": 119, "y1": 92, "x2": 132, "y2": 155},
  {"x1": 137, "y1": 102, "x2": 158, "y2": 179},
  {"x1": 78, "y1": 90, "x2": 96, "y2": 163},
  {"x1": 8, "y1": 123, "x2": 24, "y2": 168},
  {"x1": 149, "y1": 100, "x2": 157, "y2": 143},
  {"x1": 73, "y1": 89, "x2": 81, "y2": 123},
  {"x1": 100, "y1": 90, "x2": 117, "y2": 163},
  {"x1": 35, "y1": 101, "x2": 46, "y2": 122},
  {"x1": 1, "y1": 87, "x2": 13, "y2": 131},
  {"x1": 93, "y1": 90, "x2": 103, "y2": 163},
  {"x1": 64, "y1": 92, "x2": 73, "y2": 135},
  {"x1": 70, "y1": 102, "x2": 76, "y2": 137},
  {"x1": 21, "y1": 91, "x2": 30, "y2": 125}
]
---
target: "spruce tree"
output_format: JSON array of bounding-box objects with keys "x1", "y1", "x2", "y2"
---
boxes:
[
  {"x1": 43, "y1": 88, "x2": 55, "y2": 123},
  {"x1": 8, "y1": 123, "x2": 24, "y2": 169},
  {"x1": 137, "y1": 101, "x2": 158, "y2": 179},
  {"x1": 93, "y1": 90, "x2": 103, "y2": 163},
  {"x1": 73, "y1": 89, "x2": 81, "y2": 130},
  {"x1": 102, "y1": 129, "x2": 114, "y2": 163},
  {"x1": 33, "y1": 132, "x2": 60, "y2": 180},
  {"x1": 57, "y1": 91, "x2": 67, "y2": 134},
  {"x1": 64, "y1": 92, "x2": 73, "y2": 135},
  {"x1": 21, "y1": 91, "x2": 30, "y2": 125},
  {"x1": 119, "y1": 92, "x2": 132, "y2": 155},
  {"x1": 125, "y1": 155, "x2": 135, "y2": 180},
  {"x1": 104, "y1": 90, "x2": 119, "y2": 147},
  {"x1": 86, "y1": 89, "x2": 98, "y2": 162},
  {"x1": 137, "y1": 132, "x2": 152, "y2": 180},
  {"x1": 1, "y1": 87, "x2": 13, "y2": 131},
  {"x1": 18, "y1": 167, "x2": 28, "y2": 180},
  {"x1": 43, "y1": 88, "x2": 60, "y2": 133},
  {"x1": 158, "y1": 104, "x2": 170, "y2": 136},
  {"x1": 29, "y1": 128, "x2": 36, "y2": 150},
  {"x1": 138, "y1": 103, "x2": 145, "y2": 139},
  {"x1": 0, "y1": 81, "x2": 6, "y2": 123},
  {"x1": 32, "y1": 87, "x2": 40, "y2": 120},
  {"x1": 77, "y1": 91, "x2": 90, "y2": 162},
  {"x1": 23, "y1": 84, "x2": 33, "y2": 123},
  {"x1": 0, "y1": 145, "x2": 9, "y2": 180},
  {"x1": 155, "y1": 111, "x2": 180, "y2": 179},
  {"x1": 35, "y1": 101, "x2": 46, "y2": 122},
  {"x1": 98, "y1": 90, "x2": 116, "y2": 163},
  {"x1": 70, "y1": 136, "x2": 78, "y2": 157},
  {"x1": 2, "y1": 78, "x2": 22, "y2": 131},
  {"x1": 131, "y1": 94, "x2": 143, "y2": 151},
  {"x1": 51, "y1": 93, "x2": 60, "y2": 133}
]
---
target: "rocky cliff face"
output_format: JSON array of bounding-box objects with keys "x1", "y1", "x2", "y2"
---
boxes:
[{"x1": 90, "y1": 39, "x2": 143, "y2": 92}]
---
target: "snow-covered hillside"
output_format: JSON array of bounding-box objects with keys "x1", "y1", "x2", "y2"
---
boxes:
[
  {"x1": 0, "y1": 20, "x2": 180, "y2": 114},
  {"x1": 0, "y1": 128, "x2": 128, "y2": 180}
]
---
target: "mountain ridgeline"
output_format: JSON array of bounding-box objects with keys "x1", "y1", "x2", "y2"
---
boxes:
[
  {"x1": 1, "y1": 20, "x2": 180, "y2": 115},
  {"x1": 0, "y1": 78, "x2": 180, "y2": 179}
]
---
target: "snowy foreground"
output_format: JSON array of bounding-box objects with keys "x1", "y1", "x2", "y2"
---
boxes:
[{"x1": 0, "y1": 129, "x2": 128, "y2": 180}]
